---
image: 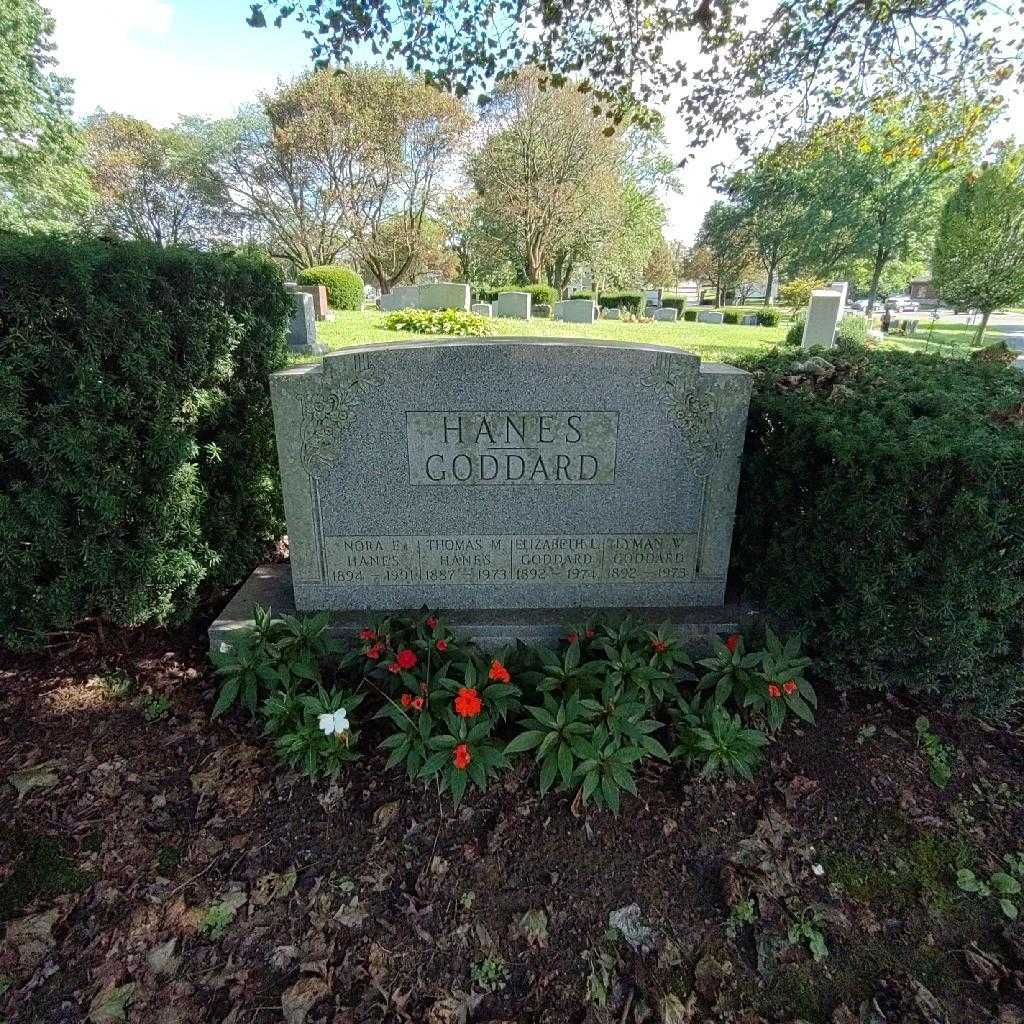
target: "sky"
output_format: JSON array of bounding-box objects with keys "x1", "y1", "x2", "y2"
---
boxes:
[{"x1": 45, "y1": 0, "x2": 1024, "y2": 244}]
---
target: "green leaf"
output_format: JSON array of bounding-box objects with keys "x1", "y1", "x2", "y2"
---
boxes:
[
  {"x1": 999, "y1": 898, "x2": 1018, "y2": 920},
  {"x1": 990, "y1": 872, "x2": 1022, "y2": 896},
  {"x1": 557, "y1": 741, "x2": 573, "y2": 786},
  {"x1": 538, "y1": 753, "x2": 558, "y2": 794},
  {"x1": 212, "y1": 678, "x2": 239, "y2": 718},
  {"x1": 505, "y1": 729, "x2": 546, "y2": 754}
]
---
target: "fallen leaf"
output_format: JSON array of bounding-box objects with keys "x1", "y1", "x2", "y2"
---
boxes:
[
  {"x1": 88, "y1": 981, "x2": 137, "y2": 1022},
  {"x1": 3, "y1": 908, "x2": 58, "y2": 972},
  {"x1": 252, "y1": 867, "x2": 297, "y2": 908},
  {"x1": 334, "y1": 898, "x2": 368, "y2": 929},
  {"x1": 146, "y1": 937, "x2": 179, "y2": 977},
  {"x1": 661, "y1": 992, "x2": 698, "y2": 1024},
  {"x1": 281, "y1": 975, "x2": 330, "y2": 1024},
  {"x1": 5, "y1": 761, "x2": 60, "y2": 801},
  {"x1": 372, "y1": 801, "x2": 400, "y2": 830}
]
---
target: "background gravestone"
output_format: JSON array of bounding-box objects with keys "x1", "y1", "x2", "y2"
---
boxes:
[
  {"x1": 697, "y1": 310, "x2": 724, "y2": 324},
  {"x1": 653, "y1": 308, "x2": 678, "y2": 322},
  {"x1": 471, "y1": 303, "x2": 493, "y2": 317},
  {"x1": 379, "y1": 285, "x2": 419, "y2": 312},
  {"x1": 603, "y1": 307, "x2": 621, "y2": 320},
  {"x1": 287, "y1": 283, "x2": 329, "y2": 321},
  {"x1": 493, "y1": 291, "x2": 531, "y2": 319},
  {"x1": 554, "y1": 299, "x2": 596, "y2": 324},
  {"x1": 802, "y1": 290, "x2": 843, "y2": 349},
  {"x1": 287, "y1": 292, "x2": 324, "y2": 354},
  {"x1": 418, "y1": 283, "x2": 471, "y2": 311}
]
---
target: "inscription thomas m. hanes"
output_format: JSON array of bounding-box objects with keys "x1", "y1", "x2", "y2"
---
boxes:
[{"x1": 406, "y1": 410, "x2": 618, "y2": 485}]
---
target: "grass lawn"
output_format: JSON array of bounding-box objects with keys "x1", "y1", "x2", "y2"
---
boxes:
[
  {"x1": 310, "y1": 309, "x2": 788, "y2": 364},
  {"x1": 884, "y1": 320, "x2": 988, "y2": 359}
]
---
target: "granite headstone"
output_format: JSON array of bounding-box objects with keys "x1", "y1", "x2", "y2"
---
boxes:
[
  {"x1": 379, "y1": 285, "x2": 420, "y2": 312},
  {"x1": 554, "y1": 299, "x2": 597, "y2": 324},
  {"x1": 471, "y1": 303, "x2": 493, "y2": 317},
  {"x1": 493, "y1": 291, "x2": 531, "y2": 319},
  {"x1": 697, "y1": 310, "x2": 724, "y2": 325},
  {"x1": 802, "y1": 290, "x2": 843, "y2": 350},
  {"x1": 418, "y1": 283, "x2": 471, "y2": 311},
  {"x1": 653, "y1": 308, "x2": 678, "y2": 322},
  {"x1": 603, "y1": 307, "x2": 622, "y2": 320},
  {"x1": 287, "y1": 293, "x2": 323, "y2": 354}
]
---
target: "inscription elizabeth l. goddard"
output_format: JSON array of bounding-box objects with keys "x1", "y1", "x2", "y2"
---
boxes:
[{"x1": 406, "y1": 410, "x2": 618, "y2": 485}]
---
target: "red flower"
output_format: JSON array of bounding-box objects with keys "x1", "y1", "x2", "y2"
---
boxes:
[
  {"x1": 425, "y1": 616, "x2": 438, "y2": 630},
  {"x1": 566, "y1": 632, "x2": 578, "y2": 644},
  {"x1": 652, "y1": 639, "x2": 668, "y2": 654},
  {"x1": 395, "y1": 648, "x2": 417, "y2": 671},
  {"x1": 436, "y1": 639, "x2": 448, "y2": 652},
  {"x1": 400, "y1": 692, "x2": 413, "y2": 707},
  {"x1": 783, "y1": 680, "x2": 798, "y2": 695},
  {"x1": 725, "y1": 634, "x2": 741, "y2": 654},
  {"x1": 767, "y1": 683, "x2": 782, "y2": 699},
  {"x1": 388, "y1": 661, "x2": 402, "y2": 674},
  {"x1": 411, "y1": 696, "x2": 425, "y2": 711},
  {"x1": 358, "y1": 628, "x2": 376, "y2": 641},
  {"x1": 366, "y1": 643, "x2": 384, "y2": 660},
  {"x1": 488, "y1": 660, "x2": 511, "y2": 684},
  {"x1": 586, "y1": 628, "x2": 595, "y2": 639},
  {"x1": 453, "y1": 743, "x2": 471, "y2": 770},
  {"x1": 454, "y1": 687, "x2": 483, "y2": 717}
]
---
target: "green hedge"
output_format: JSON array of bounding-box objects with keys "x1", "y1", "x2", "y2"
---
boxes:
[
  {"x1": 757, "y1": 308, "x2": 781, "y2": 327},
  {"x1": 0, "y1": 233, "x2": 291, "y2": 649},
  {"x1": 477, "y1": 283, "x2": 558, "y2": 306},
  {"x1": 661, "y1": 297, "x2": 686, "y2": 313},
  {"x1": 592, "y1": 291, "x2": 644, "y2": 315},
  {"x1": 683, "y1": 309, "x2": 697, "y2": 322},
  {"x1": 296, "y1": 265, "x2": 364, "y2": 309},
  {"x1": 733, "y1": 348, "x2": 1024, "y2": 714}
]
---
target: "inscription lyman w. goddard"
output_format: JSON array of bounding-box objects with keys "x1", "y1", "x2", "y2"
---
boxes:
[{"x1": 406, "y1": 411, "x2": 618, "y2": 485}]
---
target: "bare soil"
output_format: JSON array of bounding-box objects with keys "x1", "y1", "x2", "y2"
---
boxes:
[{"x1": 1, "y1": 624, "x2": 1022, "y2": 1024}]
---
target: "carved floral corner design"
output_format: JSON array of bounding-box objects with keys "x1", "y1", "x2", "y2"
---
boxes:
[
  {"x1": 297, "y1": 353, "x2": 380, "y2": 478},
  {"x1": 640, "y1": 352, "x2": 748, "y2": 474}
]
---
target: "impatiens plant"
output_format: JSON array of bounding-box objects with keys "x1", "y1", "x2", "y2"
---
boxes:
[
  {"x1": 572, "y1": 728, "x2": 649, "y2": 814},
  {"x1": 673, "y1": 703, "x2": 769, "y2": 780},
  {"x1": 697, "y1": 632, "x2": 762, "y2": 708},
  {"x1": 211, "y1": 637, "x2": 283, "y2": 718},
  {"x1": 743, "y1": 628, "x2": 816, "y2": 731},
  {"x1": 505, "y1": 694, "x2": 594, "y2": 794},
  {"x1": 264, "y1": 686, "x2": 364, "y2": 780}
]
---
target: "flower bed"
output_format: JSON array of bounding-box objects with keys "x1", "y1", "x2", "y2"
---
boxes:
[{"x1": 212, "y1": 609, "x2": 816, "y2": 808}]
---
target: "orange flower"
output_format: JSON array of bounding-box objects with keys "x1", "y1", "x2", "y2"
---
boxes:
[
  {"x1": 400, "y1": 692, "x2": 413, "y2": 707},
  {"x1": 652, "y1": 639, "x2": 668, "y2": 654},
  {"x1": 488, "y1": 660, "x2": 511, "y2": 684},
  {"x1": 767, "y1": 683, "x2": 782, "y2": 699},
  {"x1": 783, "y1": 680, "x2": 797, "y2": 695},
  {"x1": 454, "y1": 687, "x2": 483, "y2": 717},
  {"x1": 411, "y1": 696, "x2": 425, "y2": 711},
  {"x1": 725, "y1": 634, "x2": 741, "y2": 654},
  {"x1": 453, "y1": 743, "x2": 471, "y2": 770},
  {"x1": 436, "y1": 639, "x2": 448, "y2": 652}
]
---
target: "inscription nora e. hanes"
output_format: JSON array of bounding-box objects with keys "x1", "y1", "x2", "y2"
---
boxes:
[{"x1": 270, "y1": 338, "x2": 752, "y2": 612}]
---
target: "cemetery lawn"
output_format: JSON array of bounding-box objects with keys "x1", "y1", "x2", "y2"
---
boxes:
[
  {"x1": 3, "y1": 628, "x2": 1023, "y2": 1024},
  {"x1": 311, "y1": 309, "x2": 787, "y2": 363}
]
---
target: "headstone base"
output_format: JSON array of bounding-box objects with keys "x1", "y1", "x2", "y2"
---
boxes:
[{"x1": 209, "y1": 563, "x2": 755, "y2": 653}]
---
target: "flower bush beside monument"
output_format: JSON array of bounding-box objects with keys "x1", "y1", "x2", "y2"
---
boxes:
[{"x1": 213, "y1": 608, "x2": 816, "y2": 807}]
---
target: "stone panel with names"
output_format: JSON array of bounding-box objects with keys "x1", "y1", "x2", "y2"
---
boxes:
[{"x1": 269, "y1": 338, "x2": 752, "y2": 611}]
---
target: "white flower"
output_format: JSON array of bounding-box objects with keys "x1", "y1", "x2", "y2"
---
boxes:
[
  {"x1": 219, "y1": 641, "x2": 232, "y2": 654},
  {"x1": 812, "y1": 863, "x2": 825, "y2": 877},
  {"x1": 318, "y1": 708, "x2": 350, "y2": 736}
]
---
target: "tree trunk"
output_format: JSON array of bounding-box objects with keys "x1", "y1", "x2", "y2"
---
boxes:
[
  {"x1": 974, "y1": 309, "x2": 992, "y2": 346},
  {"x1": 764, "y1": 259, "x2": 779, "y2": 306},
  {"x1": 865, "y1": 243, "x2": 888, "y2": 315}
]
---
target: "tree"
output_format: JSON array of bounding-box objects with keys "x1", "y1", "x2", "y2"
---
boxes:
[
  {"x1": 805, "y1": 96, "x2": 994, "y2": 312},
  {"x1": 85, "y1": 113, "x2": 233, "y2": 247},
  {"x1": 692, "y1": 202, "x2": 758, "y2": 306},
  {"x1": 644, "y1": 236, "x2": 676, "y2": 287},
  {"x1": 467, "y1": 69, "x2": 624, "y2": 286},
  {"x1": 0, "y1": 0, "x2": 92, "y2": 231},
  {"x1": 248, "y1": 0, "x2": 1021, "y2": 157},
  {"x1": 213, "y1": 68, "x2": 471, "y2": 282},
  {"x1": 933, "y1": 146, "x2": 1024, "y2": 344}
]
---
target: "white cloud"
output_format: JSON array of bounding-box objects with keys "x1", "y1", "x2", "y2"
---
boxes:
[{"x1": 45, "y1": 0, "x2": 295, "y2": 126}]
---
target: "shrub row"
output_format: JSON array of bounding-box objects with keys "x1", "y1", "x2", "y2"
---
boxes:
[
  {"x1": 0, "y1": 233, "x2": 291, "y2": 648},
  {"x1": 733, "y1": 347, "x2": 1024, "y2": 714},
  {"x1": 580, "y1": 291, "x2": 645, "y2": 315},
  {"x1": 384, "y1": 308, "x2": 492, "y2": 336},
  {"x1": 476, "y1": 283, "x2": 558, "y2": 306},
  {"x1": 296, "y1": 265, "x2": 364, "y2": 309},
  {"x1": 682, "y1": 306, "x2": 779, "y2": 326}
]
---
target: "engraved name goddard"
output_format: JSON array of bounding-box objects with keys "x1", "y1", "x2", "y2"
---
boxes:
[{"x1": 406, "y1": 410, "x2": 618, "y2": 486}]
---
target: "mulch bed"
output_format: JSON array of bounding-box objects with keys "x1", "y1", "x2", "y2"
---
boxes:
[{"x1": 1, "y1": 624, "x2": 1022, "y2": 1024}]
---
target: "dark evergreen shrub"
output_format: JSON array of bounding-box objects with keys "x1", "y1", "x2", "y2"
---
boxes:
[
  {"x1": 0, "y1": 233, "x2": 291, "y2": 648},
  {"x1": 733, "y1": 348, "x2": 1024, "y2": 713},
  {"x1": 756, "y1": 308, "x2": 781, "y2": 327},
  {"x1": 594, "y1": 291, "x2": 643, "y2": 314},
  {"x1": 683, "y1": 309, "x2": 697, "y2": 322},
  {"x1": 296, "y1": 265, "x2": 364, "y2": 309},
  {"x1": 479, "y1": 283, "x2": 557, "y2": 306},
  {"x1": 661, "y1": 297, "x2": 686, "y2": 313}
]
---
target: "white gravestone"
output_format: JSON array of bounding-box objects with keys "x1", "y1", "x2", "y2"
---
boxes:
[
  {"x1": 740, "y1": 314, "x2": 758, "y2": 325},
  {"x1": 802, "y1": 290, "x2": 844, "y2": 350},
  {"x1": 697, "y1": 310, "x2": 725, "y2": 325},
  {"x1": 653, "y1": 308, "x2": 678, "y2": 322},
  {"x1": 554, "y1": 299, "x2": 596, "y2": 324},
  {"x1": 471, "y1": 303, "x2": 493, "y2": 317},
  {"x1": 493, "y1": 292, "x2": 532, "y2": 319},
  {"x1": 830, "y1": 280, "x2": 849, "y2": 308},
  {"x1": 603, "y1": 307, "x2": 622, "y2": 320}
]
